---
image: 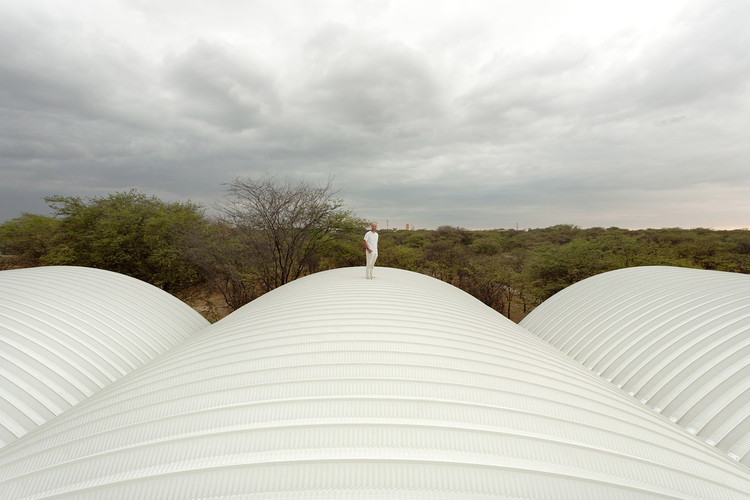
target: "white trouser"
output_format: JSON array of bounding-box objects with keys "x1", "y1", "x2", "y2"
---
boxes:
[{"x1": 366, "y1": 251, "x2": 378, "y2": 279}]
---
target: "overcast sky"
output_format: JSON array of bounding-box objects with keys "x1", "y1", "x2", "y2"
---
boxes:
[{"x1": 1, "y1": 0, "x2": 749, "y2": 230}]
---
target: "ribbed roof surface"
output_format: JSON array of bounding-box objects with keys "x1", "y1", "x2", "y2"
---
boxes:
[
  {"x1": 520, "y1": 265, "x2": 750, "y2": 466},
  {"x1": 1, "y1": 267, "x2": 748, "y2": 499},
  {"x1": 0, "y1": 266, "x2": 209, "y2": 447}
]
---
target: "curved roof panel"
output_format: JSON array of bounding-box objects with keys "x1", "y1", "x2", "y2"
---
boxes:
[
  {"x1": 0, "y1": 266, "x2": 209, "y2": 447},
  {"x1": 520, "y1": 265, "x2": 750, "y2": 466},
  {"x1": 1, "y1": 267, "x2": 748, "y2": 498}
]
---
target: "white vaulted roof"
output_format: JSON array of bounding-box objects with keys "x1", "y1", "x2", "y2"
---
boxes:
[
  {"x1": 0, "y1": 266, "x2": 209, "y2": 447},
  {"x1": 520, "y1": 265, "x2": 750, "y2": 466},
  {"x1": 1, "y1": 267, "x2": 748, "y2": 499}
]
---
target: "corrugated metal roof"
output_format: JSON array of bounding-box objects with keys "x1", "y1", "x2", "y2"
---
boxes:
[
  {"x1": 520, "y1": 265, "x2": 750, "y2": 467},
  {"x1": 1, "y1": 266, "x2": 748, "y2": 499},
  {"x1": 0, "y1": 266, "x2": 209, "y2": 447}
]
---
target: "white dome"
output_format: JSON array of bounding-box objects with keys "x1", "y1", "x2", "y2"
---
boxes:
[
  {"x1": 521, "y1": 265, "x2": 750, "y2": 466},
  {"x1": 1, "y1": 267, "x2": 748, "y2": 499},
  {"x1": 0, "y1": 266, "x2": 209, "y2": 447}
]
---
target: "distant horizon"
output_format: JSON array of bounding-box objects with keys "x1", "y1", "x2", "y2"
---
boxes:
[
  {"x1": 2, "y1": 200, "x2": 747, "y2": 234},
  {"x1": 376, "y1": 224, "x2": 750, "y2": 232}
]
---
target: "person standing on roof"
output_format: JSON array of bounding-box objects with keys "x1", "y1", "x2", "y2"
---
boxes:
[{"x1": 363, "y1": 222, "x2": 379, "y2": 279}]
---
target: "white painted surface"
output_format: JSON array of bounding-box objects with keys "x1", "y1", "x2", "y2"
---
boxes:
[
  {"x1": 0, "y1": 266, "x2": 209, "y2": 447},
  {"x1": 521, "y1": 265, "x2": 750, "y2": 466},
  {"x1": 1, "y1": 267, "x2": 748, "y2": 498}
]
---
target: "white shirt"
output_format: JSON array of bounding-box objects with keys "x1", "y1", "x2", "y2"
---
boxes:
[{"x1": 364, "y1": 230, "x2": 379, "y2": 252}]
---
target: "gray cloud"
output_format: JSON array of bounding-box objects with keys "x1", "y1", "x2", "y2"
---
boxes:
[
  {"x1": 302, "y1": 25, "x2": 443, "y2": 133},
  {"x1": 163, "y1": 40, "x2": 280, "y2": 132},
  {"x1": 1, "y1": 0, "x2": 749, "y2": 229}
]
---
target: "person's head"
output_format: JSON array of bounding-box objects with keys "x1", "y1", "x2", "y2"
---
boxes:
[{"x1": 371, "y1": 222, "x2": 377, "y2": 232}]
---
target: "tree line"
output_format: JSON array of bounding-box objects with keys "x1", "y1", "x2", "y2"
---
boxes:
[
  {"x1": 2, "y1": 177, "x2": 749, "y2": 322},
  {"x1": 377, "y1": 224, "x2": 750, "y2": 320}
]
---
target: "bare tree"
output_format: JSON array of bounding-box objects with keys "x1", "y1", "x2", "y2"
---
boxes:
[
  {"x1": 183, "y1": 222, "x2": 261, "y2": 310},
  {"x1": 216, "y1": 174, "x2": 348, "y2": 292}
]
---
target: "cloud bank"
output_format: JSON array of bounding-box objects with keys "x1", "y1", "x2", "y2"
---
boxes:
[{"x1": 1, "y1": 0, "x2": 749, "y2": 229}]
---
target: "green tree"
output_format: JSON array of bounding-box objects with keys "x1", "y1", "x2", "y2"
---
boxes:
[
  {"x1": 422, "y1": 238, "x2": 469, "y2": 285},
  {"x1": 43, "y1": 190, "x2": 205, "y2": 292},
  {"x1": 0, "y1": 213, "x2": 59, "y2": 268},
  {"x1": 183, "y1": 222, "x2": 261, "y2": 310},
  {"x1": 215, "y1": 174, "x2": 357, "y2": 293},
  {"x1": 318, "y1": 215, "x2": 370, "y2": 270},
  {"x1": 464, "y1": 256, "x2": 507, "y2": 313},
  {"x1": 525, "y1": 239, "x2": 617, "y2": 300},
  {"x1": 377, "y1": 234, "x2": 424, "y2": 272}
]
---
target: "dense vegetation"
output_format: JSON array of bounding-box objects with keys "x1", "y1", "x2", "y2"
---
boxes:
[
  {"x1": 2, "y1": 188, "x2": 749, "y2": 323},
  {"x1": 377, "y1": 224, "x2": 750, "y2": 320}
]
